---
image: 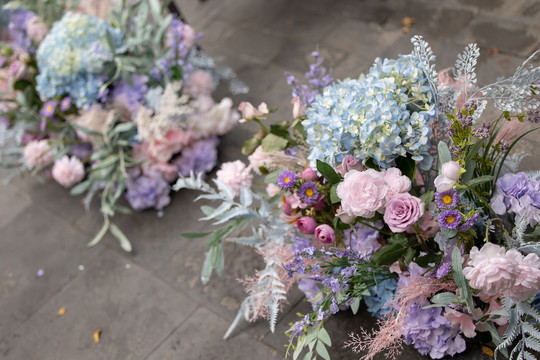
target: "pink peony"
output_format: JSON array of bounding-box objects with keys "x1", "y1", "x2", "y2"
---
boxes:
[
  {"x1": 336, "y1": 169, "x2": 388, "y2": 218},
  {"x1": 383, "y1": 168, "x2": 412, "y2": 199},
  {"x1": 291, "y1": 96, "x2": 305, "y2": 118},
  {"x1": 51, "y1": 156, "x2": 85, "y2": 188},
  {"x1": 462, "y1": 243, "x2": 521, "y2": 296},
  {"x1": 383, "y1": 193, "x2": 424, "y2": 233},
  {"x1": 216, "y1": 160, "x2": 252, "y2": 196},
  {"x1": 301, "y1": 167, "x2": 318, "y2": 181},
  {"x1": 23, "y1": 140, "x2": 54, "y2": 168},
  {"x1": 315, "y1": 224, "x2": 335, "y2": 244},
  {"x1": 146, "y1": 128, "x2": 191, "y2": 163},
  {"x1": 238, "y1": 101, "x2": 269, "y2": 121},
  {"x1": 506, "y1": 252, "x2": 540, "y2": 301},
  {"x1": 335, "y1": 155, "x2": 364, "y2": 176},
  {"x1": 184, "y1": 70, "x2": 213, "y2": 98},
  {"x1": 297, "y1": 216, "x2": 318, "y2": 234},
  {"x1": 266, "y1": 183, "x2": 281, "y2": 197},
  {"x1": 26, "y1": 15, "x2": 48, "y2": 44}
]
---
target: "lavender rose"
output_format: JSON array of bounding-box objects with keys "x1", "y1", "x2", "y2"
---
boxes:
[{"x1": 384, "y1": 193, "x2": 424, "y2": 233}]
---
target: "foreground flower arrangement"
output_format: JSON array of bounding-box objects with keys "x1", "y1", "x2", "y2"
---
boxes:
[
  {"x1": 175, "y1": 37, "x2": 540, "y2": 359},
  {"x1": 0, "y1": 0, "x2": 243, "y2": 251}
]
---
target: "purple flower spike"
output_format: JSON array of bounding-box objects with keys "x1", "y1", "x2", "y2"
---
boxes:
[
  {"x1": 438, "y1": 209, "x2": 463, "y2": 230},
  {"x1": 40, "y1": 100, "x2": 57, "y2": 117},
  {"x1": 298, "y1": 182, "x2": 319, "y2": 205},
  {"x1": 435, "y1": 189, "x2": 459, "y2": 209},
  {"x1": 277, "y1": 170, "x2": 297, "y2": 190},
  {"x1": 59, "y1": 97, "x2": 71, "y2": 111}
]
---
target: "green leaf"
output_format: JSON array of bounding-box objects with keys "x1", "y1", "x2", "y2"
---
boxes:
[
  {"x1": 109, "y1": 222, "x2": 132, "y2": 252},
  {"x1": 105, "y1": 29, "x2": 117, "y2": 54},
  {"x1": 452, "y1": 247, "x2": 473, "y2": 311},
  {"x1": 241, "y1": 138, "x2": 260, "y2": 156},
  {"x1": 316, "y1": 160, "x2": 340, "y2": 184},
  {"x1": 420, "y1": 189, "x2": 434, "y2": 207},
  {"x1": 395, "y1": 155, "x2": 416, "y2": 181},
  {"x1": 415, "y1": 253, "x2": 441, "y2": 268},
  {"x1": 315, "y1": 340, "x2": 331, "y2": 360},
  {"x1": 465, "y1": 175, "x2": 493, "y2": 188},
  {"x1": 330, "y1": 183, "x2": 341, "y2": 203},
  {"x1": 70, "y1": 180, "x2": 92, "y2": 196},
  {"x1": 182, "y1": 232, "x2": 212, "y2": 238},
  {"x1": 370, "y1": 238, "x2": 408, "y2": 265},
  {"x1": 264, "y1": 170, "x2": 281, "y2": 185},
  {"x1": 261, "y1": 133, "x2": 288, "y2": 152},
  {"x1": 351, "y1": 297, "x2": 361, "y2": 315},
  {"x1": 430, "y1": 292, "x2": 463, "y2": 305},
  {"x1": 438, "y1": 141, "x2": 452, "y2": 166},
  {"x1": 201, "y1": 248, "x2": 214, "y2": 285},
  {"x1": 87, "y1": 220, "x2": 109, "y2": 248},
  {"x1": 318, "y1": 327, "x2": 332, "y2": 346}
]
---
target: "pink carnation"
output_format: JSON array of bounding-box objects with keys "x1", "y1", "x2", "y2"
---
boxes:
[
  {"x1": 184, "y1": 70, "x2": 213, "y2": 98},
  {"x1": 383, "y1": 193, "x2": 424, "y2": 233},
  {"x1": 506, "y1": 252, "x2": 540, "y2": 301},
  {"x1": 383, "y1": 168, "x2": 411, "y2": 199},
  {"x1": 52, "y1": 156, "x2": 85, "y2": 188},
  {"x1": 462, "y1": 243, "x2": 521, "y2": 296},
  {"x1": 336, "y1": 169, "x2": 387, "y2": 218},
  {"x1": 23, "y1": 140, "x2": 54, "y2": 168},
  {"x1": 216, "y1": 160, "x2": 252, "y2": 196}
]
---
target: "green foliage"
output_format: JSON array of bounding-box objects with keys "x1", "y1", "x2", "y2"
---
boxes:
[
  {"x1": 316, "y1": 160, "x2": 341, "y2": 184},
  {"x1": 4, "y1": 0, "x2": 80, "y2": 26}
]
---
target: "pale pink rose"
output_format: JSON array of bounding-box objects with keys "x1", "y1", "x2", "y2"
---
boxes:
[
  {"x1": 52, "y1": 156, "x2": 85, "y2": 188},
  {"x1": 383, "y1": 193, "x2": 424, "y2": 233},
  {"x1": 336, "y1": 206, "x2": 356, "y2": 224},
  {"x1": 191, "y1": 97, "x2": 239, "y2": 137},
  {"x1": 383, "y1": 168, "x2": 411, "y2": 199},
  {"x1": 335, "y1": 155, "x2": 364, "y2": 176},
  {"x1": 146, "y1": 128, "x2": 191, "y2": 163},
  {"x1": 301, "y1": 167, "x2": 318, "y2": 181},
  {"x1": 336, "y1": 169, "x2": 388, "y2": 218},
  {"x1": 444, "y1": 307, "x2": 483, "y2": 338},
  {"x1": 462, "y1": 243, "x2": 521, "y2": 296},
  {"x1": 266, "y1": 183, "x2": 281, "y2": 197},
  {"x1": 315, "y1": 224, "x2": 335, "y2": 244},
  {"x1": 506, "y1": 252, "x2": 540, "y2": 301},
  {"x1": 291, "y1": 96, "x2": 305, "y2": 118},
  {"x1": 216, "y1": 160, "x2": 252, "y2": 196},
  {"x1": 23, "y1": 140, "x2": 55, "y2": 168},
  {"x1": 238, "y1": 101, "x2": 269, "y2": 121},
  {"x1": 26, "y1": 15, "x2": 48, "y2": 44},
  {"x1": 184, "y1": 70, "x2": 213, "y2": 98},
  {"x1": 442, "y1": 161, "x2": 462, "y2": 181}
]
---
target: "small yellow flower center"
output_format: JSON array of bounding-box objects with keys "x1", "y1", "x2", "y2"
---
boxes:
[
  {"x1": 284, "y1": 177, "x2": 290, "y2": 183},
  {"x1": 442, "y1": 194, "x2": 452, "y2": 204},
  {"x1": 305, "y1": 188, "x2": 314, "y2": 197},
  {"x1": 446, "y1": 216, "x2": 455, "y2": 224},
  {"x1": 47, "y1": 105, "x2": 53, "y2": 112}
]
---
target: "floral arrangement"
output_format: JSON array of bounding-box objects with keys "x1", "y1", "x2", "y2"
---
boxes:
[
  {"x1": 175, "y1": 37, "x2": 540, "y2": 360},
  {"x1": 0, "y1": 0, "x2": 245, "y2": 251}
]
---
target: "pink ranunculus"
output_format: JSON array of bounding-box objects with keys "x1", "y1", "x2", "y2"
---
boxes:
[
  {"x1": 146, "y1": 128, "x2": 191, "y2": 163},
  {"x1": 301, "y1": 167, "x2": 318, "y2": 181},
  {"x1": 25, "y1": 15, "x2": 48, "y2": 44},
  {"x1": 23, "y1": 140, "x2": 55, "y2": 168},
  {"x1": 335, "y1": 155, "x2": 364, "y2": 176},
  {"x1": 237, "y1": 101, "x2": 268, "y2": 121},
  {"x1": 383, "y1": 193, "x2": 424, "y2": 233},
  {"x1": 291, "y1": 96, "x2": 305, "y2": 118},
  {"x1": 336, "y1": 169, "x2": 388, "y2": 218},
  {"x1": 297, "y1": 216, "x2": 318, "y2": 234},
  {"x1": 315, "y1": 224, "x2": 335, "y2": 244},
  {"x1": 266, "y1": 183, "x2": 281, "y2": 197},
  {"x1": 215, "y1": 160, "x2": 252, "y2": 196},
  {"x1": 506, "y1": 252, "x2": 540, "y2": 301},
  {"x1": 383, "y1": 168, "x2": 412, "y2": 199},
  {"x1": 51, "y1": 155, "x2": 85, "y2": 188},
  {"x1": 184, "y1": 70, "x2": 213, "y2": 98},
  {"x1": 462, "y1": 243, "x2": 521, "y2": 296},
  {"x1": 442, "y1": 161, "x2": 462, "y2": 181}
]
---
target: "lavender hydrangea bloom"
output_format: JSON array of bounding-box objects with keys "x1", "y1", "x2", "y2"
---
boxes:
[
  {"x1": 297, "y1": 278, "x2": 323, "y2": 305},
  {"x1": 491, "y1": 172, "x2": 540, "y2": 226},
  {"x1": 342, "y1": 221, "x2": 382, "y2": 259},
  {"x1": 173, "y1": 136, "x2": 219, "y2": 177},
  {"x1": 363, "y1": 278, "x2": 397, "y2": 318},
  {"x1": 8, "y1": 9, "x2": 34, "y2": 53},
  {"x1": 125, "y1": 174, "x2": 171, "y2": 211},
  {"x1": 110, "y1": 74, "x2": 149, "y2": 115},
  {"x1": 403, "y1": 300, "x2": 466, "y2": 359}
]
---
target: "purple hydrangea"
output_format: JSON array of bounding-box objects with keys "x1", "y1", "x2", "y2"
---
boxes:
[
  {"x1": 297, "y1": 278, "x2": 323, "y2": 305},
  {"x1": 125, "y1": 174, "x2": 171, "y2": 211},
  {"x1": 173, "y1": 136, "x2": 219, "y2": 177},
  {"x1": 342, "y1": 221, "x2": 382, "y2": 259},
  {"x1": 435, "y1": 189, "x2": 459, "y2": 209},
  {"x1": 436, "y1": 262, "x2": 452, "y2": 279},
  {"x1": 403, "y1": 300, "x2": 466, "y2": 359},
  {"x1": 110, "y1": 74, "x2": 149, "y2": 115},
  {"x1": 437, "y1": 210, "x2": 463, "y2": 230},
  {"x1": 363, "y1": 277, "x2": 397, "y2": 318},
  {"x1": 298, "y1": 182, "x2": 319, "y2": 204},
  {"x1": 8, "y1": 9, "x2": 34, "y2": 53},
  {"x1": 277, "y1": 170, "x2": 297, "y2": 190}
]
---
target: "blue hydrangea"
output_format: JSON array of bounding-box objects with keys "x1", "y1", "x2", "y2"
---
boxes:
[
  {"x1": 303, "y1": 55, "x2": 437, "y2": 170},
  {"x1": 35, "y1": 12, "x2": 123, "y2": 108},
  {"x1": 363, "y1": 277, "x2": 397, "y2": 318}
]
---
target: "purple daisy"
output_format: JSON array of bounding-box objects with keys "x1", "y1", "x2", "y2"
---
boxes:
[
  {"x1": 277, "y1": 170, "x2": 297, "y2": 190},
  {"x1": 435, "y1": 189, "x2": 459, "y2": 209},
  {"x1": 40, "y1": 100, "x2": 57, "y2": 117},
  {"x1": 59, "y1": 97, "x2": 71, "y2": 112},
  {"x1": 460, "y1": 212, "x2": 480, "y2": 231},
  {"x1": 298, "y1": 182, "x2": 319, "y2": 205},
  {"x1": 438, "y1": 209, "x2": 463, "y2": 230}
]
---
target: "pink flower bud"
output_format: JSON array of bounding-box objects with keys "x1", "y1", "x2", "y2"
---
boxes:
[
  {"x1": 441, "y1": 161, "x2": 461, "y2": 181},
  {"x1": 337, "y1": 206, "x2": 355, "y2": 224},
  {"x1": 301, "y1": 167, "x2": 318, "y2": 181},
  {"x1": 291, "y1": 96, "x2": 305, "y2": 118},
  {"x1": 296, "y1": 216, "x2": 318, "y2": 234},
  {"x1": 315, "y1": 224, "x2": 335, "y2": 244}
]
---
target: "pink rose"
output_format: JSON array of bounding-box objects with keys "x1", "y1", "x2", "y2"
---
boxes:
[
  {"x1": 442, "y1": 161, "x2": 461, "y2": 181},
  {"x1": 505, "y1": 252, "x2": 540, "y2": 301},
  {"x1": 297, "y1": 216, "x2": 318, "y2": 234},
  {"x1": 238, "y1": 101, "x2": 268, "y2": 121},
  {"x1": 26, "y1": 15, "x2": 48, "y2": 44},
  {"x1": 315, "y1": 224, "x2": 335, "y2": 244},
  {"x1": 146, "y1": 128, "x2": 191, "y2": 163},
  {"x1": 462, "y1": 243, "x2": 521, "y2": 296},
  {"x1": 52, "y1": 155, "x2": 85, "y2": 188},
  {"x1": 184, "y1": 70, "x2": 213, "y2": 98},
  {"x1": 216, "y1": 160, "x2": 252, "y2": 196},
  {"x1": 383, "y1": 168, "x2": 411, "y2": 199},
  {"x1": 301, "y1": 167, "x2": 318, "y2": 181},
  {"x1": 291, "y1": 96, "x2": 305, "y2": 118},
  {"x1": 335, "y1": 155, "x2": 364, "y2": 176},
  {"x1": 383, "y1": 193, "x2": 424, "y2": 233},
  {"x1": 23, "y1": 140, "x2": 54, "y2": 168},
  {"x1": 336, "y1": 206, "x2": 355, "y2": 224},
  {"x1": 336, "y1": 169, "x2": 388, "y2": 218},
  {"x1": 266, "y1": 183, "x2": 281, "y2": 197}
]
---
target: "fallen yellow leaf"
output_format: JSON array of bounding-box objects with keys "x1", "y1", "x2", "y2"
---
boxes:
[
  {"x1": 93, "y1": 329, "x2": 101, "y2": 344},
  {"x1": 57, "y1": 307, "x2": 66, "y2": 316},
  {"x1": 401, "y1": 17, "x2": 416, "y2": 27},
  {"x1": 482, "y1": 346, "x2": 494, "y2": 357},
  {"x1": 487, "y1": 48, "x2": 499, "y2": 56}
]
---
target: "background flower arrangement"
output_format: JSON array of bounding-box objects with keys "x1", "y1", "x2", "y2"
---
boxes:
[
  {"x1": 175, "y1": 36, "x2": 540, "y2": 359},
  {"x1": 0, "y1": 0, "x2": 245, "y2": 251}
]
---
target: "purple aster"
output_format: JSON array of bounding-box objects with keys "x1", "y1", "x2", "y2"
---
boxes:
[
  {"x1": 438, "y1": 210, "x2": 463, "y2": 230},
  {"x1": 436, "y1": 262, "x2": 452, "y2": 279},
  {"x1": 40, "y1": 100, "x2": 57, "y2": 117},
  {"x1": 298, "y1": 182, "x2": 319, "y2": 204},
  {"x1": 460, "y1": 212, "x2": 480, "y2": 231},
  {"x1": 435, "y1": 189, "x2": 460, "y2": 209},
  {"x1": 277, "y1": 170, "x2": 297, "y2": 190},
  {"x1": 59, "y1": 97, "x2": 71, "y2": 111}
]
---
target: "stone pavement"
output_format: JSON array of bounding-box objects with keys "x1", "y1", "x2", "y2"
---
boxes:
[{"x1": 1, "y1": 0, "x2": 540, "y2": 359}]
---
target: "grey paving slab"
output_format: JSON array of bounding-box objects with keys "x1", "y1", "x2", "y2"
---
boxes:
[
  {"x1": 0, "y1": 183, "x2": 31, "y2": 230},
  {"x1": 0, "y1": 249, "x2": 197, "y2": 360}
]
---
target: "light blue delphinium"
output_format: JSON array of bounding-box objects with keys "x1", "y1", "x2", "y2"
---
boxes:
[
  {"x1": 303, "y1": 55, "x2": 438, "y2": 170},
  {"x1": 35, "y1": 12, "x2": 123, "y2": 108}
]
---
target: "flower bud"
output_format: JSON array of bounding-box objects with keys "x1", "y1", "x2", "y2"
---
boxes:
[{"x1": 296, "y1": 216, "x2": 318, "y2": 234}]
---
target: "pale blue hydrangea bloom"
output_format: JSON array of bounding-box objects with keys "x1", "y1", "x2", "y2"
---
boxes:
[
  {"x1": 303, "y1": 55, "x2": 437, "y2": 170},
  {"x1": 35, "y1": 12, "x2": 123, "y2": 108}
]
